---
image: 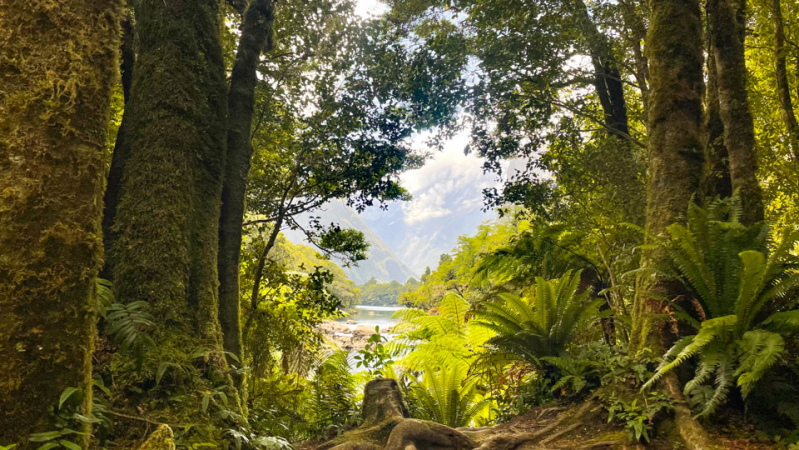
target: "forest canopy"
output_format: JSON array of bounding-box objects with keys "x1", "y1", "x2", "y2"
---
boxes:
[{"x1": 2, "y1": 0, "x2": 799, "y2": 448}]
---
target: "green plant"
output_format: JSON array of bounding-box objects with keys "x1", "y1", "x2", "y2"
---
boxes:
[
  {"x1": 606, "y1": 392, "x2": 672, "y2": 443},
  {"x1": 406, "y1": 365, "x2": 490, "y2": 427},
  {"x1": 95, "y1": 278, "x2": 155, "y2": 371},
  {"x1": 310, "y1": 351, "x2": 360, "y2": 437},
  {"x1": 224, "y1": 428, "x2": 293, "y2": 450},
  {"x1": 472, "y1": 270, "x2": 604, "y2": 367},
  {"x1": 644, "y1": 202, "x2": 799, "y2": 416},
  {"x1": 353, "y1": 327, "x2": 396, "y2": 377},
  {"x1": 588, "y1": 344, "x2": 671, "y2": 443},
  {"x1": 542, "y1": 355, "x2": 598, "y2": 398},
  {"x1": 26, "y1": 387, "x2": 102, "y2": 450}
]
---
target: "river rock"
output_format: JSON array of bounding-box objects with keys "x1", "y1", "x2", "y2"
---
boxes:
[
  {"x1": 352, "y1": 325, "x2": 376, "y2": 337},
  {"x1": 347, "y1": 320, "x2": 357, "y2": 324}
]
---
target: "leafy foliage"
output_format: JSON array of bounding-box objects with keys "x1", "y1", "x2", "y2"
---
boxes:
[
  {"x1": 473, "y1": 271, "x2": 604, "y2": 366},
  {"x1": 406, "y1": 365, "x2": 490, "y2": 428},
  {"x1": 644, "y1": 200, "x2": 799, "y2": 416}
]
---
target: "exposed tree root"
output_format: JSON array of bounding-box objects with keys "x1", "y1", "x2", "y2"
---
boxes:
[
  {"x1": 664, "y1": 373, "x2": 715, "y2": 450},
  {"x1": 473, "y1": 401, "x2": 601, "y2": 450}
]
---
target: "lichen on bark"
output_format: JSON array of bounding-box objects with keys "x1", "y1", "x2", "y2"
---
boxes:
[
  {"x1": 110, "y1": 0, "x2": 239, "y2": 416},
  {"x1": 0, "y1": 0, "x2": 122, "y2": 445}
]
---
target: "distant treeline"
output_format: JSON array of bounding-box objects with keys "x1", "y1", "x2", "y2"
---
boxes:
[{"x1": 357, "y1": 277, "x2": 421, "y2": 306}]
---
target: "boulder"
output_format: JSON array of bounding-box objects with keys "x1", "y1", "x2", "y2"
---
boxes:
[
  {"x1": 352, "y1": 325, "x2": 375, "y2": 337},
  {"x1": 347, "y1": 320, "x2": 357, "y2": 324}
]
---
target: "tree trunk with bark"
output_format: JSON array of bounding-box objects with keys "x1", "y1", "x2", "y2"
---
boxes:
[
  {"x1": 111, "y1": 0, "x2": 236, "y2": 406},
  {"x1": 568, "y1": 0, "x2": 630, "y2": 139},
  {"x1": 101, "y1": 9, "x2": 135, "y2": 279},
  {"x1": 630, "y1": 0, "x2": 705, "y2": 356},
  {"x1": 771, "y1": 0, "x2": 799, "y2": 159},
  {"x1": 0, "y1": 0, "x2": 121, "y2": 445},
  {"x1": 702, "y1": 31, "x2": 733, "y2": 201},
  {"x1": 219, "y1": 0, "x2": 276, "y2": 377},
  {"x1": 629, "y1": 0, "x2": 711, "y2": 446},
  {"x1": 708, "y1": 0, "x2": 764, "y2": 224}
]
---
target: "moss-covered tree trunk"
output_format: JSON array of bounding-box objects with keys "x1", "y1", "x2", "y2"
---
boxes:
[
  {"x1": 629, "y1": 1, "x2": 713, "y2": 447},
  {"x1": 708, "y1": 0, "x2": 764, "y2": 224},
  {"x1": 219, "y1": 0, "x2": 275, "y2": 379},
  {"x1": 111, "y1": 0, "x2": 236, "y2": 408},
  {"x1": 629, "y1": 0, "x2": 705, "y2": 355},
  {"x1": 101, "y1": 9, "x2": 135, "y2": 279},
  {"x1": 0, "y1": 0, "x2": 121, "y2": 446}
]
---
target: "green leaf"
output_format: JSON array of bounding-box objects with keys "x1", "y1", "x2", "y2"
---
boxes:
[
  {"x1": 59, "y1": 387, "x2": 79, "y2": 409},
  {"x1": 29, "y1": 431, "x2": 65, "y2": 442},
  {"x1": 202, "y1": 393, "x2": 210, "y2": 413},
  {"x1": 34, "y1": 444, "x2": 59, "y2": 450},
  {"x1": 59, "y1": 440, "x2": 82, "y2": 450}
]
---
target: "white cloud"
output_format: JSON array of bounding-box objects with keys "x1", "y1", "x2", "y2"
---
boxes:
[{"x1": 399, "y1": 131, "x2": 499, "y2": 225}]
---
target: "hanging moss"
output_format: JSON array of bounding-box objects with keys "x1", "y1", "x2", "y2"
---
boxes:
[
  {"x1": 109, "y1": 0, "x2": 239, "y2": 420},
  {"x1": 0, "y1": 0, "x2": 122, "y2": 446}
]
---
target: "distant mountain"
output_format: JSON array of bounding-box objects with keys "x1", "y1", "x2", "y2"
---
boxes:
[{"x1": 282, "y1": 200, "x2": 418, "y2": 285}]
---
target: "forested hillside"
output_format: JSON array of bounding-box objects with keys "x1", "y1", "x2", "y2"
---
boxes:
[{"x1": 2, "y1": 0, "x2": 799, "y2": 449}]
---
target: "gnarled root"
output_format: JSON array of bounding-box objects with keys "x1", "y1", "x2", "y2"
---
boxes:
[{"x1": 664, "y1": 373, "x2": 714, "y2": 450}]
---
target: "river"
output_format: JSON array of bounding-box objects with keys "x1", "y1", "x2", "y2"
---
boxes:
[{"x1": 335, "y1": 304, "x2": 405, "y2": 330}]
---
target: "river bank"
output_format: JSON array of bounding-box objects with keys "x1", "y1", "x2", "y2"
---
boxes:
[{"x1": 318, "y1": 304, "x2": 404, "y2": 351}]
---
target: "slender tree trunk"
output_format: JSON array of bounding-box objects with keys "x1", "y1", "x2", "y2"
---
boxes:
[
  {"x1": 629, "y1": 0, "x2": 711, "y2": 446},
  {"x1": 568, "y1": 0, "x2": 630, "y2": 138},
  {"x1": 219, "y1": 0, "x2": 275, "y2": 376},
  {"x1": 101, "y1": 9, "x2": 135, "y2": 279},
  {"x1": 112, "y1": 0, "x2": 236, "y2": 409},
  {"x1": 708, "y1": 0, "x2": 764, "y2": 224},
  {"x1": 0, "y1": 0, "x2": 121, "y2": 446},
  {"x1": 242, "y1": 213, "x2": 285, "y2": 346},
  {"x1": 702, "y1": 29, "x2": 733, "y2": 200},
  {"x1": 771, "y1": 0, "x2": 799, "y2": 159}
]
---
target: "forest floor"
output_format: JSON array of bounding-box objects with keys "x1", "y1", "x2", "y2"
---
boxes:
[
  {"x1": 299, "y1": 399, "x2": 781, "y2": 450},
  {"x1": 457, "y1": 401, "x2": 778, "y2": 449}
]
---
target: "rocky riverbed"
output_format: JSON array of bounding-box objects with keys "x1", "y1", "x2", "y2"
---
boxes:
[{"x1": 317, "y1": 321, "x2": 394, "y2": 352}]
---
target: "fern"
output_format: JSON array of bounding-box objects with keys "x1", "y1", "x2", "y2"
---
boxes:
[
  {"x1": 473, "y1": 270, "x2": 601, "y2": 368},
  {"x1": 106, "y1": 301, "x2": 155, "y2": 371},
  {"x1": 644, "y1": 198, "x2": 799, "y2": 416},
  {"x1": 407, "y1": 365, "x2": 489, "y2": 427}
]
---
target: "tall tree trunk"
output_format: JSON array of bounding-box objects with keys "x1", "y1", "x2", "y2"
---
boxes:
[
  {"x1": 568, "y1": 0, "x2": 630, "y2": 138},
  {"x1": 0, "y1": 0, "x2": 121, "y2": 446},
  {"x1": 101, "y1": 9, "x2": 135, "y2": 279},
  {"x1": 702, "y1": 28, "x2": 733, "y2": 200},
  {"x1": 629, "y1": 0, "x2": 711, "y2": 446},
  {"x1": 112, "y1": 0, "x2": 236, "y2": 408},
  {"x1": 630, "y1": 0, "x2": 705, "y2": 356},
  {"x1": 219, "y1": 0, "x2": 275, "y2": 378},
  {"x1": 771, "y1": 0, "x2": 799, "y2": 159},
  {"x1": 708, "y1": 0, "x2": 764, "y2": 224}
]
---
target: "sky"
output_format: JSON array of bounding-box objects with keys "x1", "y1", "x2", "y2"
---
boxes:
[
  {"x1": 284, "y1": 0, "x2": 502, "y2": 277},
  {"x1": 349, "y1": 0, "x2": 501, "y2": 275},
  {"x1": 358, "y1": 131, "x2": 502, "y2": 275}
]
